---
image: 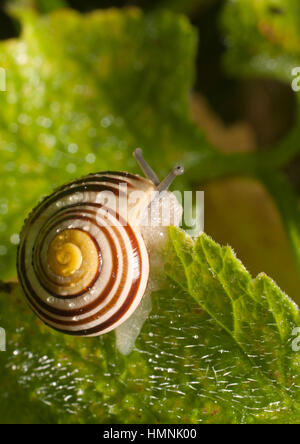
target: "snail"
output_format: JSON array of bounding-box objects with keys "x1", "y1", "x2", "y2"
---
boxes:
[{"x1": 17, "y1": 149, "x2": 183, "y2": 352}]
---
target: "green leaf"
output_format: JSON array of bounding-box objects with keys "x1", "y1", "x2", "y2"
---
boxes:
[
  {"x1": 8, "y1": 0, "x2": 68, "y2": 14},
  {"x1": 222, "y1": 0, "x2": 300, "y2": 81},
  {"x1": 0, "y1": 228, "x2": 299, "y2": 424},
  {"x1": 166, "y1": 226, "x2": 300, "y2": 422}
]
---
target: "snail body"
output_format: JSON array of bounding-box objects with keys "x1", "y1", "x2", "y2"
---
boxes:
[{"x1": 17, "y1": 150, "x2": 183, "y2": 338}]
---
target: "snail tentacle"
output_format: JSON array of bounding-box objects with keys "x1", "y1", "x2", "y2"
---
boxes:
[{"x1": 133, "y1": 148, "x2": 160, "y2": 186}]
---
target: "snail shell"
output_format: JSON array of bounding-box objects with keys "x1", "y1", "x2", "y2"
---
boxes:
[{"x1": 17, "y1": 150, "x2": 184, "y2": 338}]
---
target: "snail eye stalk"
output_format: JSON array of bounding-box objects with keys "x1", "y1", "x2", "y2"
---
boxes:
[
  {"x1": 133, "y1": 148, "x2": 184, "y2": 191},
  {"x1": 157, "y1": 165, "x2": 184, "y2": 192},
  {"x1": 133, "y1": 148, "x2": 160, "y2": 186}
]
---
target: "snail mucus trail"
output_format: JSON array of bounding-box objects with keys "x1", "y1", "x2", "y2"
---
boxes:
[{"x1": 17, "y1": 149, "x2": 184, "y2": 355}]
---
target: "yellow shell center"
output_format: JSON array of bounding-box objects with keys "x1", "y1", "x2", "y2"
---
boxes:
[
  {"x1": 50, "y1": 241, "x2": 82, "y2": 277},
  {"x1": 48, "y1": 229, "x2": 97, "y2": 278}
]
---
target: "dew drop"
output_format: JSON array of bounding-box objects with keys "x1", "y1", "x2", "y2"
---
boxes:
[
  {"x1": 101, "y1": 116, "x2": 113, "y2": 128},
  {"x1": 16, "y1": 53, "x2": 27, "y2": 65},
  {"x1": 85, "y1": 153, "x2": 96, "y2": 164},
  {"x1": 68, "y1": 143, "x2": 78, "y2": 154},
  {"x1": 10, "y1": 234, "x2": 20, "y2": 245}
]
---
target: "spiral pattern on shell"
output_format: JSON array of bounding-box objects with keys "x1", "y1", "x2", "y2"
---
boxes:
[{"x1": 17, "y1": 172, "x2": 153, "y2": 336}]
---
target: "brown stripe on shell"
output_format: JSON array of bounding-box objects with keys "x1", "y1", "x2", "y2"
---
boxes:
[
  {"x1": 33, "y1": 213, "x2": 102, "y2": 293},
  {"x1": 29, "y1": 222, "x2": 130, "y2": 329},
  {"x1": 62, "y1": 175, "x2": 136, "y2": 189},
  {"x1": 18, "y1": 214, "x2": 119, "y2": 317},
  {"x1": 19, "y1": 208, "x2": 144, "y2": 333},
  {"x1": 24, "y1": 183, "x2": 127, "y2": 229},
  {"x1": 99, "y1": 171, "x2": 151, "y2": 184},
  {"x1": 34, "y1": 225, "x2": 102, "y2": 294},
  {"x1": 44, "y1": 222, "x2": 144, "y2": 335},
  {"x1": 19, "y1": 212, "x2": 141, "y2": 332},
  {"x1": 30, "y1": 197, "x2": 135, "y2": 296},
  {"x1": 17, "y1": 177, "x2": 149, "y2": 336}
]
